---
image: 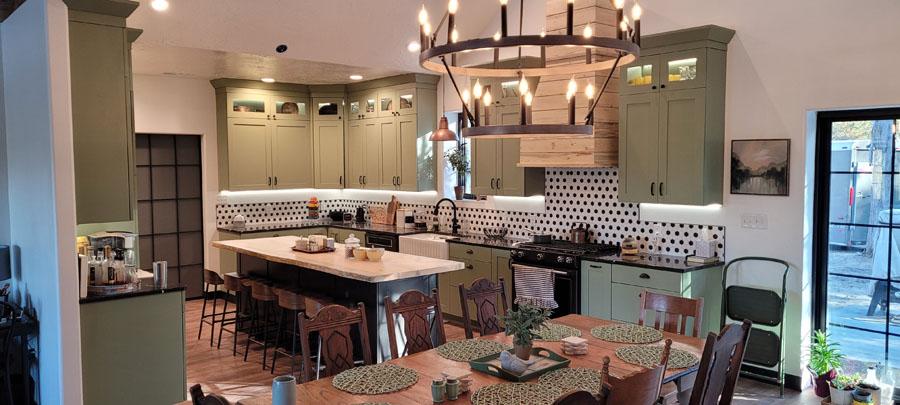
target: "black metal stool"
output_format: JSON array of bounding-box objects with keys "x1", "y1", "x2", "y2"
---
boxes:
[
  {"x1": 216, "y1": 272, "x2": 250, "y2": 355},
  {"x1": 270, "y1": 288, "x2": 330, "y2": 376},
  {"x1": 198, "y1": 269, "x2": 226, "y2": 346},
  {"x1": 243, "y1": 280, "x2": 279, "y2": 370}
]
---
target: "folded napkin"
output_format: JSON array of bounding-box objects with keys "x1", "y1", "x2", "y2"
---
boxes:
[{"x1": 512, "y1": 264, "x2": 558, "y2": 310}]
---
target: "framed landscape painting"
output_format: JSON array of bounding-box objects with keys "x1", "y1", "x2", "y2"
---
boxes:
[{"x1": 730, "y1": 139, "x2": 790, "y2": 196}]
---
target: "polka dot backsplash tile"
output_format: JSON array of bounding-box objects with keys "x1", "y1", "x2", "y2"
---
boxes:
[{"x1": 216, "y1": 169, "x2": 725, "y2": 257}]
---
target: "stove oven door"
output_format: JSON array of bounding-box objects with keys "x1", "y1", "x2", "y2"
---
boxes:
[{"x1": 510, "y1": 261, "x2": 580, "y2": 319}]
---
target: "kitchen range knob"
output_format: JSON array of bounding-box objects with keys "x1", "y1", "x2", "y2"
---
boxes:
[
  {"x1": 565, "y1": 257, "x2": 575, "y2": 264},
  {"x1": 556, "y1": 256, "x2": 565, "y2": 263},
  {"x1": 536, "y1": 253, "x2": 545, "y2": 260}
]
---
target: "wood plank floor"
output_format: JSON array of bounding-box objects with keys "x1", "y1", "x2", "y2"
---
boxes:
[{"x1": 184, "y1": 299, "x2": 818, "y2": 404}]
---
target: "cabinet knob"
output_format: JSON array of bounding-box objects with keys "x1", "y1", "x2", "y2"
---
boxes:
[
  {"x1": 466, "y1": 249, "x2": 474, "y2": 255},
  {"x1": 465, "y1": 264, "x2": 474, "y2": 270},
  {"x1": 660, "y1": 84, "x2": 666, "y2": 89},
  {"x1": 639, "y1": 273, "x2": 650, "y2": 279},
  {"x1": 651, "y1": 85, "x2": 657, "y2": 90}
]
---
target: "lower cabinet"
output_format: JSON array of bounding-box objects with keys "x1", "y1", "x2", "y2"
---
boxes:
[
  {"x1": 439, "y1": 244, "x2": 510, "y2": 322},
  {"x1": 580, "y1": 262, "x2": 723, "y2": 336}
]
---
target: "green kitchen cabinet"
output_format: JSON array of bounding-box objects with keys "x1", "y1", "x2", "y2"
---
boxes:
[
  {"x1": 494, "y1": 249, "x2": 512, "y2": 307},
  {"x1": 69, "y1": 4, "x2": 140, "y2": 225},
  {"x1": 471, "y1": 105, "x2": 544, "y2": 197},
  {"x1": 328, "y1": 228, "x2": 365, "y2": 244},
  {"x1": 297, "y1": 227, "x2": 328, "y2": 237},
  {"x1": 581, "y1": 261, "x2": 612, "y2": 320},
  {"x1": 313, "y1": 118, "x2": 345, "y2": 188},
  {"x1": 440, "y1": 243, "x2": 512, "y2": 322},
  {"x1": 378, "y1": 116, "x2": 399, "y2": 189},
  {"x1": 346, "y1": 120, "x2": 366, "y2": 187},
  {"x1": 618, "y1": 25, "x2": 733, "y2": 206},
  {"x1": 226, "y1": 118, "x2": 271, "y2": 190},
  {"x1": 347, "y1": 91, "x2": 378, "y2": 121}
]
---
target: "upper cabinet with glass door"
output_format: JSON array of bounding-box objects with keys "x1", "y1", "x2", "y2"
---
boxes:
[
  {"x1": 621, "y1": 48, "x2": 708, "y2": 94},
  {"x1": 348, "y1": 91, "x2": 378, "y2": 120},
  {"x1": 270, "y1": 94, "x2": 309, "y2": 121},
  {"x1": 377, "y1": 88, "x2": 396, "y2": 117},
  {"x1": 227, "y1": 91, "x2": 269, "y2": 119},
  {"x1": 225, "y1": 90, "x2": 309, "y2": 121},
  {"x1": 621, "y1": 55, "x2": 659, "y2": 95},
  {"x1": 396, "y1": 85, "x2": 417, "y2": 116},
  {"x1": 314, "y1": 97, "x2": 343, "y2": 121}
]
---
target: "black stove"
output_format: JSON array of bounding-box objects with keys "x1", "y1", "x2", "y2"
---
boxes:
[{"x1": 511, "y1": 240, "x2": 620, "y2": 269}]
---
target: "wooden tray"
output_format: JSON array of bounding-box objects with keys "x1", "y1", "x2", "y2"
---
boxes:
[
  {"x1": 291, "y1": 247, "x2": 336, "y2": 254},
  {"x1": 468, "y1": 347, "x2": 570, "y2": 382}
]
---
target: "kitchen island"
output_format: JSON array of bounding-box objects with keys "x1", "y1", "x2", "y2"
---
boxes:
[{"x1": 212, "y1": 236, "x2": 465, "y2": 361}]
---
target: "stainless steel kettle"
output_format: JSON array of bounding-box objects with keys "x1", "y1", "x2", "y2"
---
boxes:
[{"x1": 570, "y1": 222, "x2": 589, "y2": 244}]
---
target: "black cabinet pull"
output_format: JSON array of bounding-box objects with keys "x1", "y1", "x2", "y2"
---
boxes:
[
  {"x1": 651, "y1": 85, "x2": 657, "y2": 90},
  {"x1": 396, "y1": 176, "x2": 401, "y2": 186},
  {"x1": 650, "y1": 182, "x2": 655, "y2": 196},
  {"x1": 466, "y1": 249, "x2": 474, "y2": 255},
  {"x1": 497, "y1": 178, "x2": 502, "y2": 189},
  {"x1": 639, "y1": 273, "x2": 650, "y2": 279},
  {"x1": 659, "y1": 182, "x2": 664, "y2": 196},
  {"x1": 490, "y1": 178, "x2": 495, "y2": 189},
  {"x1": 660, "y1": 84, "x2": 666, "y2": 89},
  {"x1": 363, "y1": 175, "x2": 366, "y2": 184},
  {"x1": 274, "y1": 176, "x2": 278, "y2": 186},
  {"x1": 268, "y1": 177, "x2": 272, "y2": 186},
  {"x1": 359, "y1": 176, "x2": 363, "y2": 185},
  {"x1": 339, "y1": 175, "x2": 343, "y2": 185},
  {"x1": 588, "y1": 264, "x2": 604, "y2": 269},
  {"x1": 465, "y1": 264, "x2": 474, "y2": 270}
]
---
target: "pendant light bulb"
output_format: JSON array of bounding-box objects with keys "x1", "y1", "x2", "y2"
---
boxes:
[
  {"x1": 631, "y1": 3, "x2": 642, "y2": 20},
  {"x1": 613, "y1": 0, "x2": 625, "y2": 10},
  {"x1": 418, "y1": 5, "x2": 429, "y2": 25},
  {"x1": 473, "y1": 80, "x2": 483, "y2": 99},
  {"x1": 518, "y1": 76, "x2": 529, "y2": 95},
  {"x1": 567, "y1": 76, "x2": 578, "y2": 96},
  {"x1": 585, "y1": 83, "x2": 595, "y2": 99},
  {"x1": 448, "y1": 0, "x2": 459, "y2": 14},
  {"x1": 482, "y1": 90, "x2": 492, "y2": 106},
  {"x1": 451, "y1": 28, "x2": 459, "y2": 43},
  {"x1": 583, "y1": 24, "x2": 593, "y2": 38}
]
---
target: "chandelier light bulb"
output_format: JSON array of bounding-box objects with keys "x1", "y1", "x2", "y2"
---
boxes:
[
  {"x1": 585, "y1": 83, "x2": 595, "y2": 99},
  {"x1": 448, "y1": 0, "x2": 459, "y2": 14},
  {"x1": 631, "y1": 3, "x2": 642, "y2": 20},
  {"x1": 408, "y1": 41, "x2": 422, "y2": 52},
  {"x1": 151, "y1": 0, "x2": 169, "y2": 11},
  {"x1": 620, "y1": 20, "x2": 628, "y2": 32},
  {"x1": 567, "y1": 76, "x2": 578, "y2": 96},
  {"x1": 473, "y1": 80, "x2": 483, "y2": 98},
  {"x1": 583, "y1": 24, "x2": 593, "y2": 38},
  {"x1": 493, "y1": 31, "x2": 501, "y2": 41},
  {"x1": 482, "y1": 90, "x2": 492, "y2": 106},
  {"x1": 540, "y1": 28, "x2": 546, "y2": 38},
  {"x1": 500, "y1": 0, "x2": 508, "y2": 5},
  {"x1": 567, "y1": 0, "x2": 574, "y2": 3},
  {"x1": 423, "y1": 22, "x2": 432, "y2": 35},
  {"x1": 418, "y1": 5, "x2": 429, "y2": 25},
  {"x1": 451, "y1": 28, "x2": 460, "y2": 43},
  {"x1": 462, "y1": 89, "x2": 471, "y2": 105},
  {"x1": 518, "y1": 76, "x2": 529, "y2": 95},
  {"x1": 613, "y1": 0, "x2": 625, "y2": 10},
  {"x1": 524, "y1": 92, "x2": 533, "y2": 106}
]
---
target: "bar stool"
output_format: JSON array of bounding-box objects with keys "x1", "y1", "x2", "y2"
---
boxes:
[
  {"x1": 243, "y1": 279, "x2": 279, "y2": 370},
  {"x1": 217, "y1": 272, "x2": 250, "y2": 355},
  {"x1": 270, "y1": 288, "x2": 330, "y2": 376},
  {"x1": 198, "y1": 269, "x2": 226, "y2": 346}
]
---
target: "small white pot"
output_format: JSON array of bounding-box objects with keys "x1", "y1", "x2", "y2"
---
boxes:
[{"x1": 828, "y1": 386, "x2": 853, "y2": 405}]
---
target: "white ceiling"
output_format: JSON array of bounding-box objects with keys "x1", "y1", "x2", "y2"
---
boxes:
[{"x1": 127, "y1": 0, "x2": 519, "y2": 84}]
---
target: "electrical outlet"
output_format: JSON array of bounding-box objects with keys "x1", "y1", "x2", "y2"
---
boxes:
[{"x1": 741, "y1": 213, "x2": 768, "y2": 229}]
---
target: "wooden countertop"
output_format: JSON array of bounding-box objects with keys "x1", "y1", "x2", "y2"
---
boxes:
[
  {"x1": 211, "y1": 236, "x2": 465, "y2": 283},
  {"x1": 230, "y1": 314, "x2": 705, "y2": 405}
]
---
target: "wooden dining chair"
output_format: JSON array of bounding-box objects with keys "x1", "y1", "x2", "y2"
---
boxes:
[
  {"x1": 605, "y1": 339, "x2": 673, "y2": 405},
  {"x1": 458, "y1": 277, "x2": 509, "y2": 339},
  {"x1": 384, "y1": 288, "x2": 447, "y2": 359},
  {"x1": 639, "y1": 290, "x2": 704, "y2": 337},
  {"x1": 688, "y1": 320, "x2": 752, "y2": 405},
  {"x1": 552, "y1": 389, "x2": 607, "y2": 405},
  {"x1": 298, "y1": 302, "x2": 372, "y2": 383}
]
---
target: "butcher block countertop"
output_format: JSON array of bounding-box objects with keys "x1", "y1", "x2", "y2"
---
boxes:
[{"x1": 211, "y1": 236, "x2": 465, "y2": 283}]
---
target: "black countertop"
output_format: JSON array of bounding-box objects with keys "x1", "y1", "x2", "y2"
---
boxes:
[
  {"x1": 79, "y1": 281, "x2": 186, "y2": 304},
  {"x1": 218, "y1": 221, "x2": 425, "y2": 236},
  {"x1": 443, "y1": 235, "x2": 526, "y2": 250}
]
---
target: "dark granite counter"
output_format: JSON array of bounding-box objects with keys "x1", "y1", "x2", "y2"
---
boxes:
[
  {"x1": 79, "y1": 282, "x2": 186, "y2": 304},
  {"x1": 583, "y1": 253, "x2": 723, "y2": 273},
  {"x1": 445, "y1": 235, "x2": 526, "y2": 250}
]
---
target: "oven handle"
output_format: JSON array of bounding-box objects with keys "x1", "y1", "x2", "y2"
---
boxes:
[{"x1": 511, "y1": 263, "x2": 569, "y2": 276}]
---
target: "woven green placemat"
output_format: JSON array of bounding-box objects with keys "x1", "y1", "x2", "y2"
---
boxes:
[
  {"x1": 537, "y1": 368, "x2": 604, "y2": 395},
  {"x1": 590, "y1": 324, "x2": 663, "y2": 344},
  {"x1": 534, "y1": 322, "x2": 582, "y2": 341},
  {"x1": 615, "y1": 345, "x2": 700, "y2": 369},
  {"x1": 471, "y1": 383, "x2": 562, "y2": 405},
  {"x1": 332, "y1": 364, "x2": 418, "y2": 395},
  {"x1": 435, "y1": 339, "x2": 510, "y2": 362}
]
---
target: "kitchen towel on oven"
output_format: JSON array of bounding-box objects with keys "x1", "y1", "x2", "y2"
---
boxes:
[{"x1": 512, "y1": 264, "x2": 558, "y2": 309}]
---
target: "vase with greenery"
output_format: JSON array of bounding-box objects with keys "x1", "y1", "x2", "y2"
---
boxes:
[
  {"x1": 501, "y1": 304, "x2": 551, "y2": 360},
  {"x1": 445, "y1": 142, "x2": 469, "y2": 200},
  {"x1": 829, "y1": 372, "x2": 861, "y2": 405},
  {"x1": 809, "y1": 329, "x2": 843, "y2": 397}
]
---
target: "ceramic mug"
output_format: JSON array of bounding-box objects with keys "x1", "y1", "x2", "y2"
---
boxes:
[{"x1": 272, "y1": 375, "x2": 297, "y2": 405}]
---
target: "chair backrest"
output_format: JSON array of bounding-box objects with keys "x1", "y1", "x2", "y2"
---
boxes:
[
  {"x1": 606, "y1": 339, "x2": 672, "y2": 405},
  {"x1": 552, "y1": 390, "x2": 606, "y2": 405},
  {"x1": 384, "y1": 288, "x2": 447, "y2": 359},
  {"x1": 458, "y1": 277, "x2": 509, "y2": 339},
  {"x1": 298, "y1": 302, "x2": 372, "y2": 383},
  {"x1": 639, "y1": 290, "x2": 704, "y2": 337},
  {"x1": 689, "y1": 320, "x2": 752, "y2": 405}
]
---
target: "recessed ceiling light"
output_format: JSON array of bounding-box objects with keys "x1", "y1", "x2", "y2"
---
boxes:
[
  {"x1": 261, "y1": 77, "x2": 276, "y2": 83},
  {"x1": 349, "y1": 75, "x2": 363, "y2": 81},
  {"x1": 150, "y1": 0, "x2": 169, "y2": 11}
]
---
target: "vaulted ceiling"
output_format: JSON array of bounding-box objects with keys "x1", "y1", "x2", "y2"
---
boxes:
[{"x1": 126, "y1": 0, "x2": 530, "y2": 84}]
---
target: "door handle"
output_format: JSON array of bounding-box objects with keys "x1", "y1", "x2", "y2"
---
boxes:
[
  {"x1": 659, "y1": 182, "x2": 664, "y2": 196},
  {"x1": 339, "y1": 175, "x2": 343, "y2": 185},
  {"x1": 274, "y1": 176, "x2": 278, "y2": 186},
  {"x1": 650, "y1": 182, "x2": 655, "y2": 196},
  {"x1": 490, "y1": 178, "x2": 496, "y2": 189},
  {"x1": 466, "y1": 249, "x2": 474, "y2": 254},
  {"x1": 639, "y1": 273, "x2": 650, "y2": 279},
  {"x1": 363, "y1": 175, "x2": 367, "y2": 184},
  {"x1": 497, "y1": 178, "x2": 501, "y2": 190},
  {"x1": 268, "y1": 177, "x2": 272, "y2": 186},
  {"x1": 359, "y1": 176, "x2": 363, "y2": 185}
]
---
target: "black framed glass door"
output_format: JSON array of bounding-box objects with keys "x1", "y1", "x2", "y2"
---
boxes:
[{"x1": 814, "y1": 108, "x2": 900, "y2": 371}]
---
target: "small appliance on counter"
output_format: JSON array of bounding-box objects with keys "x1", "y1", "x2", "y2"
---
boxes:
[
  {"x1": 395, "y1": 209, "x2": 416, "y2": 229},
  {"x1": 328, "y1": 210, "x2": 346, "y2": 222},
  {"x1": 356, "y1": 205, "x2": 367, "y2": 223},
  {"x1": 307, "y1": 197, "x2": 320, "y2": 219},
  {"x1": 687, "y1": 227, "x2": 718, "y2": 263}
]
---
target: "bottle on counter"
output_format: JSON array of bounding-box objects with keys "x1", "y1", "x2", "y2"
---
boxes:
[
  {"x1": 86, "y1": 247, "x2": 98, "y2": 286},
  {"x1": 344, "y1": 234, "x2": 360, "y2": 258},
  {"x1": 124, "y1": 249, "x2": 137, "y2": 284},
  {"x1": 101, "y1": 245, "x2": 113, "y2": 285},
  {"x1": 113, "y1": 249, "x2": 126, "y2": 284}
]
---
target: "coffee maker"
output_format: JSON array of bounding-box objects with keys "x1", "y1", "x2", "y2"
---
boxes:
[{"x1": 88, "y1": 231, "x2": 136, "y2": 252}]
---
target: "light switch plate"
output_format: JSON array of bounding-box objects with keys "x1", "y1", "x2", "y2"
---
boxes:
[{"x1": 741, "y1": 213, "x2": 768, "y2": 229}]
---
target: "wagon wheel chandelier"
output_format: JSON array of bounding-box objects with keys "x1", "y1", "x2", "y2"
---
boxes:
[{"x1": 415, "y1": 0, "x2": 643, "y2": 139}]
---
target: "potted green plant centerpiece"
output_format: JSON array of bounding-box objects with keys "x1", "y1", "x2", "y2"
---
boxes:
[
  {"x1": 502, "y1": 304, "x2": 550, "y2": 360},
  {"x1": 445, "y1": 142, "x2": 469, "y2": 200},
  {"x1": 829, "y1": 372, "x2": 861, "y2": 405},
  {"x1": 809, "y1": 330, "x2": 843, "y2": 397}
]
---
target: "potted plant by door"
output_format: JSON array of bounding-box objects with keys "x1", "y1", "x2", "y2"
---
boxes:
[
  {"x1": 829, "y1": 373, "x2": 861, "y2": 405},
  {"x1": 501, "y1": 304, "x2": 550, "y2": 360},
  {"x1": 809, "y1": 330, "x2": 844, "y2": 397},
  {"x1": 445, "y1": 142, "x2": 469, "y2": 200}
]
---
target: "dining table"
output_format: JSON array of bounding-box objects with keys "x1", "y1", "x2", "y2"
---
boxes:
[{"x1": 233, "y1": 314, "x2": 706, "y2": 405}]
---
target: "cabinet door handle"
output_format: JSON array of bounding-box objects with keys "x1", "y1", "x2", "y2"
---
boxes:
[
  {"x1": 639, "y1": 273, "x2": 650, "y2": 279},
  {"x1": 339, "y1": 175, "x2": 343, "y2": 185},
  {"x1": 651, "y1": 85, "x2": 657, "y2": 90},
  {"x1": 490, "y1": 178, "x2": 496, "y2": 189},
  {"x1": 359, "y1": 176, "x2": 363, "y2": 185},
  {"x1": 466, "y1": 249, "x2": 474, "y2": 255},
  {"x1": 659, "y1": 182, "x2": 664, "y2": 196},
  {"x1": 363, "y1": 175, "x2": 367, "y2": 184},
  {"x1": 497, "y1": 178, "x2": 502, "y2": 189},
  {"x1": 465, "y1": 264, "x2": 474, "y2": 270},
  {"x1": 274, "y1": 176, "x2": 278, "y2": 186},
  {"x1": 650, "y1": 182, "x2": 655, "y2": 196},
  {"x1": 660, "y1": 84, "x2": 666, "y2": 89},
  {"x1": 268, "y1": 177, "x2": 272, "y2": 186},
  {"x1": 588, "y1": 264, "x2": 604, "y2": 269}
]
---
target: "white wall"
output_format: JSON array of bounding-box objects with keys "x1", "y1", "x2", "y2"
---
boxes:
[
  {"x1": 1, "y1": 0, "x2": 83, "y2": 403},
  {"x1": 635, "y1": 0, "x2": 900, "y2": 378},
  {"x1": 132, "y1": 75, "x2": 220, "y2": 271},
  {"x1": 0, "y1": 27, "x2": 7, "y2": 246}
]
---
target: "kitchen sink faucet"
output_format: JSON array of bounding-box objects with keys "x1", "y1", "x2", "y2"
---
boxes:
[{"x1": 433, "y1": 198, "x2": 460, "y2": 235}]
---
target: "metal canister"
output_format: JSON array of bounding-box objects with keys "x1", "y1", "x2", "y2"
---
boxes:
[{"x1": 152, "y1": 261, "x2": 168, "y2": 288}]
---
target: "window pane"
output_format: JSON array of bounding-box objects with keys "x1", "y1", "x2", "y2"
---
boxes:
[
  {"x1": 829, "y1": 325, "x2": 886, "y2": 371},
  {"x1": 829, "y1": 173, "x2": 893, "y2": 227},
  {"x1": 827, "y1": 273, "x2": 887, "y2": 332},
  {"x1": 831, "y1": 120, "x2": 896, "y2": 173}
]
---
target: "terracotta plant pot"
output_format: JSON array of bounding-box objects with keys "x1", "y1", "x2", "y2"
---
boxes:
[
  {"x1": 810, "y1": 368, "x2": 837, "y2": 398},
  {"x1": 454, "y1": 185, "x2": 464, "y2": 200},
  {"x1": 514, "y1": 343, "x2": 532, "y2": 361}
]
